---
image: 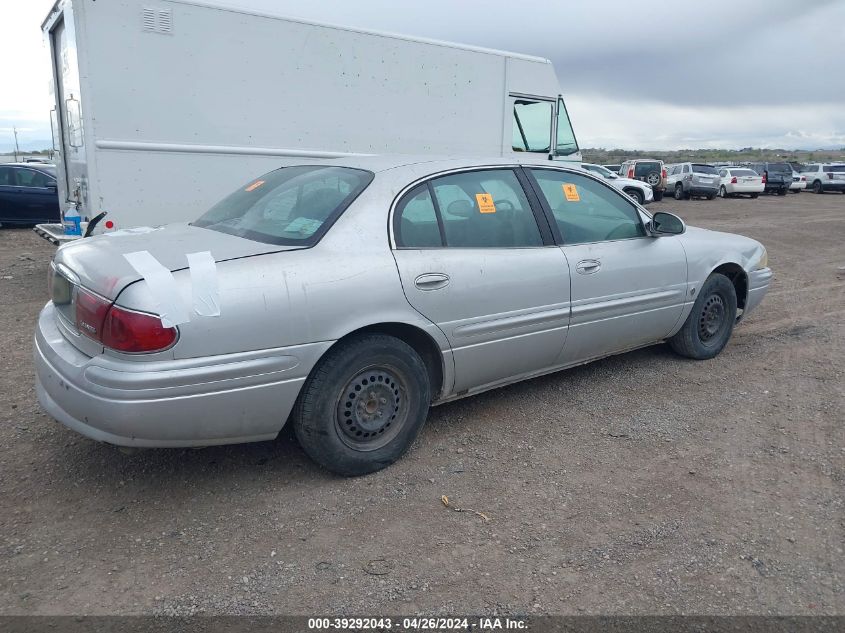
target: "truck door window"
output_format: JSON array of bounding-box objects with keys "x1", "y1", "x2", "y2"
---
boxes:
[
  {"x1": 512, "y1": 100, "x2": 552, "y2": 153},
  {"x1": 555, "y1": 97, "x2": 579, "y2": 157}
]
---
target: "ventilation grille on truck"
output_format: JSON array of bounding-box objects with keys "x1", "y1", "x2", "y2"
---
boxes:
[{"x1": 142, "y1": 7, "x2": 173, "y2": 34}]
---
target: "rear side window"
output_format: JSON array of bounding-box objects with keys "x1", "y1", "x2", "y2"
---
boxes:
[
  {"x1": 529, "y1": 169, "x2": 646, "y2": 245},
  {"x1": 16, "y1": 169, "x2": 54, "y2": 187},
  {"x1": 394, "y1": 169, "x2": 543, "y2": 248},
  {"x1": 0, "y1": 166, "x2": 14, "y2": 186},
  {"x1": 193, "y1": 166, "x2": 373, "y2": 246},
  {"x1": 824, "y1": 165, "x2": 845, "y2": 173}
]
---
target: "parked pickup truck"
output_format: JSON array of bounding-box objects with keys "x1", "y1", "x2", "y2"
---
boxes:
[{"x1": 748, "y1": 162, "x2": 792, "y2": 196}]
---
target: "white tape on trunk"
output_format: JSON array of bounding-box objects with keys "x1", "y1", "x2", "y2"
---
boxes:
[
  {"x1": 123, "y1": 251, "x2": 190, "y2": 328},
  {"x1": 186, "y1": 251, "x2": 220, "y2": 317}
]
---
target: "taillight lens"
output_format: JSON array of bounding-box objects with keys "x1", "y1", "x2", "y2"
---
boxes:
[
  {"x1": 628, "y1": 168, "x2": 634, "y2": 178},
  {"x1": 730, "y1": 176, "x2": 737, "y2": 184},
  {"x1": 827, "y1": 173, "x2": 834, "y2": 180},
  {"x1": 762, "y1": 172, "x2": 767, "y2": 183},
  {"x1": 101, "y1": 306, "x2": 177, "y2": 353},
  {"x1": 75, "y1": 288, "x2": 111, "y2": 340},
  {"x1": 662, "y1": 169, "x2": 667, "y2": 179}
]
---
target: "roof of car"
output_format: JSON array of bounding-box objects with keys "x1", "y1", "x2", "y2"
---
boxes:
[{"x1": 322, "y1": 154, "x2": 576, "y2": 173}]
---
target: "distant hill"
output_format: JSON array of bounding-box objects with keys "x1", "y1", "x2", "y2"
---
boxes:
[
  {"x1": 582, "y1": 147, "x2": 845, "y2": 165},
  {"x1": 0, "y1": 139, "x2": 53, "y2": 153}
]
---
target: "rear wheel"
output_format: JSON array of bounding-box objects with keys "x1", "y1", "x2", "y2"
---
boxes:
[
  {"x1": 669, "y1": 273, "x2": 737, "y2": 360},
  {"x1": 674, "y1": 184, "x2": 684, "y2": 200},
  {"x1": 654, "y1": 190, "x2": 664, "y2": 202},
  {"x1": 719, "y1": 185, "x2": 728, "y2": 198},
  {"x1": 750, "y1": 193, "x2": 759, "y2": 199},
  {"x1": 706, "y1": 192, "x2": 716, "y2": 200},
  {"x1": 777, "y1": 187, "x2": 787, "y2": 196},
  {"x1": 812, "y1": 180, "x2": 823, "y2": 194},
  {"x1": 292, "y1": 334, "x2": 431, "y2": 476},
  {"x1": 624, "y1": 188, "x2": 644, "y2": 205}
]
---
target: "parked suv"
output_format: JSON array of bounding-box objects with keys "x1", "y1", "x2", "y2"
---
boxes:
[
  {"x1": 619, "y1": 159, "x2": 666, "y2": 201},
  {"x1": 748, "y1": 162, "x2": 792, "y2": 195},
  {"x1": 798, "y1": 164, "x2": 845, "y2": 194},
  {"x1": 665, "y1": 163, "x2": 720, "y2": 200},
  {"x1": 580, "y1": 163, "x2": 653, "y2": 204}
]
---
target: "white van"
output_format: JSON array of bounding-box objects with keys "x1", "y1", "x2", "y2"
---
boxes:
[{"x1": 39, "y1": 0, "x2": 580, "y2": 239}]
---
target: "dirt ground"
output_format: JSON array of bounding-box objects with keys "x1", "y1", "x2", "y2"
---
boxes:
[{"x1": 0, "y1": 191, "x2": 843, "y2": 616}]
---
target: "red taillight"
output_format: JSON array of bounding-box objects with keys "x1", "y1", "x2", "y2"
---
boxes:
[
  {"x1": 661, "y1": 168, "x2": 667, "y2": 179},
  {"x1": 762, "y1": 172, "x2": 767, "y2": 184},
  {"x1": 730, "y1": 176, "x2": 737, "y2": 184},
  {"x1": 827, "y1": 173, "x2": 834, "y2": 180},
  {"x1": 101, "y1": 306, "x2": 177, "y2": 353},
  {"x1": 628, "y1": 168, "x2": 634, "y2": 178},
  {"x1": 75, "y1": 288, "x2": 111, "y2": 340}
]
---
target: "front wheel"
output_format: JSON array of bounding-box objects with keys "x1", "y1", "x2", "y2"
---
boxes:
[
  {"x1": 674, "y1": 184, "x2": 684, "y2": 200},
  {"x1": 669, "y1": 273, "x2": 738, "y2": 360},
  {"x1": 777, "y1": 187, "x2": 788, "y2": 196},
  {"x1": 293, "y1": 334, "x2": 431, "y2": 476},
  {"x1": 812, "y1": 180, "x2": 823, "y2": 194},
  {"x1": 750, "y1": 193, "x2": 759, "y2": 199}
]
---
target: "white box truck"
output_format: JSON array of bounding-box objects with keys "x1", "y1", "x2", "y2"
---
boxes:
[{"x1": 38, "y1": 0, "x2": 581, "y2": 240}]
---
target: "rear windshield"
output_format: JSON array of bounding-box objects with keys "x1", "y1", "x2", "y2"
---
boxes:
[
  {"x1": 692, "y1": 164, "x2": 718, "y2": 175},
  {"x1": 633, "y1": 162, "x2": 661, "y2": 177},
  {"x1": 823, "y1": 165, "x2": 845, "y2": 173},
  {"x1": 193, "y1": 166, "x2": 373, "y2": 246},
  {"x1": 767, "y1": 163, "x2": 792, "y2": 173},
  {"x1": 730, "y1": 169, "x2": 757, "y2": 177}
]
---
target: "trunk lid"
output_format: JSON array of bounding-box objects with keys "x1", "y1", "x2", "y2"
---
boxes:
[{"x1": 54, "y1": 223, "x2": 301, "y2": 300}]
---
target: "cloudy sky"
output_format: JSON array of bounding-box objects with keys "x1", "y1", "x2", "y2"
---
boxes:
[{"x1": 2, "y1": 0, "x2": 843, "y2": 152}]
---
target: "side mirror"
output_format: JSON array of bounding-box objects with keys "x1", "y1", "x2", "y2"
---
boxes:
[
  {"x1": 649, "y1": 211, "x2": 685, "y2": 236},
  {"x1": 607, "y1": 173, "x2": 618, "y2": 179}
]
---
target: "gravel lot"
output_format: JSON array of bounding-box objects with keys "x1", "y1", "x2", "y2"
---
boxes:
[{"x1": 0, "y1": 192, "x2": 843, "y2": 616}]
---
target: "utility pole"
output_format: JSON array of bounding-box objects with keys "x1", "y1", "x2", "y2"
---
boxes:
[{"x1": 13, "y1": 127, "x2": 20, "y2": 162}]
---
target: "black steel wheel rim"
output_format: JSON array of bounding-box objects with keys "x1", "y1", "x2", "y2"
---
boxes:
[
  {"x1": 698, "y1": 293, "x2": 726, "y2": 344},
  {"x1": 335, "y1": 365, "x2": 409, "y2": 451}
]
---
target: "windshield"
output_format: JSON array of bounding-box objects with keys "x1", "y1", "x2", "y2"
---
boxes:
[
  {"x1": 193, "y1": 166, "x2": 373, "y2": 246},
  {"x1": 768, "y1": 163, "x2": 792, "y2": 173},
  {"x1": 692, "y1": 164, "x2": 719, "y2": 175}
]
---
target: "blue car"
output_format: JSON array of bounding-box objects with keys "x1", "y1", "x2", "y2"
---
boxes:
[{"x1": 0, "y1": 163, "x2": 61, "y2": 226}]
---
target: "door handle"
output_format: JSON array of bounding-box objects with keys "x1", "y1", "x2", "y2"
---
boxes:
[
  {"x1": 575, "y1": 259, "x2": 601, "y2": 275},
  {"x1": 414, "y1": 273, "x2": 450, "y2": 291}
]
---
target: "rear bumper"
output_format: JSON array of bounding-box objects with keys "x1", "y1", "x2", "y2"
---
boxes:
[
  {"x1": 744, "y1": 267, "x2": 773, "y2": 317},
  {"x1": 34, "y1": 303, "x2": 330, "y2": 447},
  {"x1": 727, "y1": 183, "x2": 765, "y2": 195},
  {"x1": 689, "y1": 184, "x2": 719, "y2": 196},
  {"x1": 789, "y1": 181, "x2": 806, "y2": 190}
]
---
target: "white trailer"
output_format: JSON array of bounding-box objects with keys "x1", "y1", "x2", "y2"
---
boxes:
[{"x1": 40, "y1": 0, "x2": 581, "y2": 237}]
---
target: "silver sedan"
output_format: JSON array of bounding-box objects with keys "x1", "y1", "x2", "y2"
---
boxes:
[{"x1": 34, "y1": 156, "x2": 772, "y2": 475}]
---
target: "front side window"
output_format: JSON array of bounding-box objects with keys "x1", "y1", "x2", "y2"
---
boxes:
[
  {"x1": 555, "y1": 97, "x2": 579, "y2": 157},
  {"x1": 683, "y1": 164, "x2": 691, "y2": 174},
  {"x1": 529, "y1": 169, "x2": 646, "y2": 245},
  {"x1": 0, "y1": 166, "x2": 14, "y2": 186},
  {"x1": 395, "y1": 169, "x2": 543, "y2": 248},
  {"x1": 193, "y1": 166, "x2": 373, "y2": 246},
  {"x1": 512, "y1": 100, "x2": 553, "y2": 153},
  {"x1": 16, "y1": 169, "x2": 54, "y2": 188}
]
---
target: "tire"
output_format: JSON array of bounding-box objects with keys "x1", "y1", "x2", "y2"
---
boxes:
[
  {"x1": 750, "y1": 193, "x2": 759, "y2": 199},
  {"x1": 624, "y1": 188, "x2": 644, "y2": 205},
  {"x1": 668, "y1": 273, "x2": 737, "y2": 360},
  {"x1": 790, "y1": 189, "x2": 800, "y2": 194},
  {"x1": 812, "y1": 180, "x2": 823, "y2": 194},
  {"x1": 292, "y1": 334, "x2": 431, "y2": 476},
  {"x1": 719, "y1": 185, "x2": 728, "y2": 198},
  {"x1": 654, "y1": 190, "x2": 664, "y2": 202},
  {"x1": 674, "y1": 184, "x2": 684, "y2": 200},
  {"x1": 706, "y1": 193, "x2": 716, "y2": 200},
  {"x1": 777, "y1": 187, "x2": 787, "y2": 196}
]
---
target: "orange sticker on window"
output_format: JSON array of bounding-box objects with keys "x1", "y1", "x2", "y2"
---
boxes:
[
  {"x1": 562, "y1": 183, "x2": 580, "y2": 202},
  {"x1": 475, "y1": 193, "x2": 496, "y2": 214},
  {"x1": 245, "y1": 180, "x2": 265, "y2": 192}
]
